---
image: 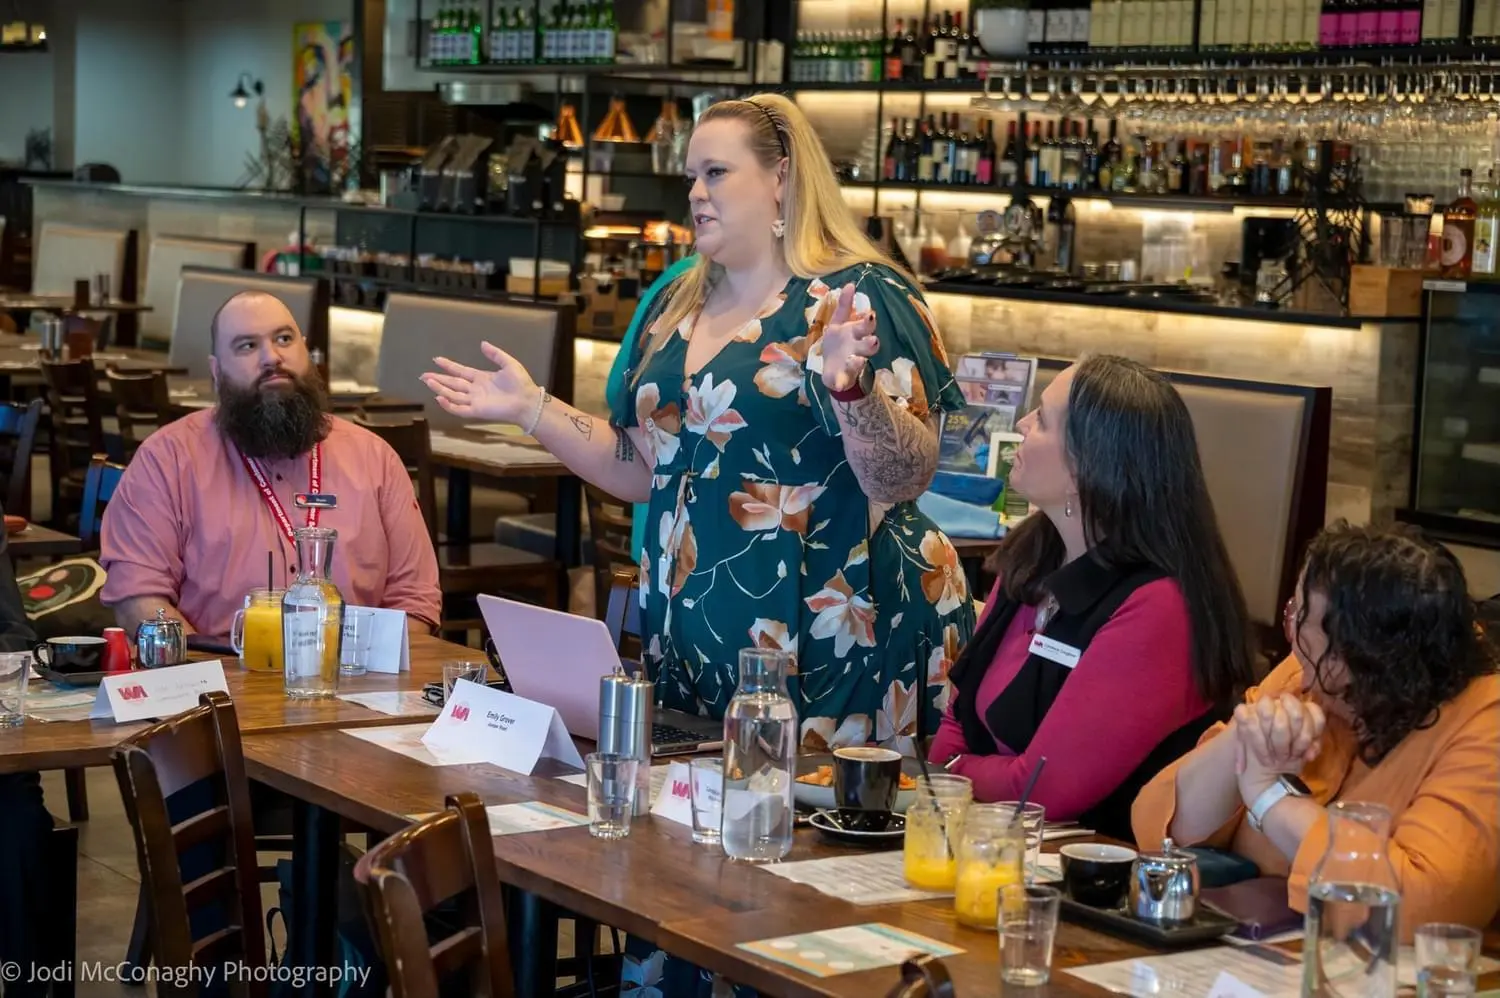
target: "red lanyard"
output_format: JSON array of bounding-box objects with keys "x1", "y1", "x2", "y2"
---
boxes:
[{"x1": 240, "y1": 443, "x2": 321, "y2": 545}]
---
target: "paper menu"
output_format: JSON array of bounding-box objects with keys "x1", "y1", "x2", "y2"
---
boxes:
[
  {"x1": 739, "y1": 923, "x2": 963, "y2": 978},
  {"x1": 482, "y1": 801, "x2": 589, "y2": 835},
  {"x1": 1065, "y1": 945, "x2": 1305, "y2": 998},
  {"x1": 762, "y1": 851, "x2": 952, "y2": 906},
  {"x1": 337, "y1": 690, "x2": 440, "y2": 717}
]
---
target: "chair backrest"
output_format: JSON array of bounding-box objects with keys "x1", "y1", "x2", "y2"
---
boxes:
[
  {"x1": 583, "y1": 484, "x2": 635, "y2": 620},
  {"x1": 111, "y1": 692, "x2": 267, "y2": 997},
  {"x1": 0, "y1": 398, "x2": 41, "y2": 516},
  {"x1": 105, "y1": 369, "x2": 173, "y2": 460},
  {"x1": 354, "y1": 415, "x2": 439, "y2": 546},
  {"x1": 31, "y1": 222, "x2": 135, "y2": 299},
  {"x1": 885, "y1": 957, "x2": 957, "y2": 998},
  {"x1": 604, "y1": 566, "x2": 644, "y2": 658},
  {"x1": 40, "y1": 359, "x2": 107, "y2": 481},
  {"x1": 376, "y1": 293, "x2": 575, "y2": 430},
  {"x1": 139, "y1": 236, "x2": 256, "y2": 349},
  {"x1": 1033, "y1": 361, "x2": 1330, "y2": 646},
  {"x1": 169, "y1": 267, "x2": 330, "y2": 379},
  {"x1": 353, "y1": 792, "x2": 515, "y2": 998},
  {"x1": 80, "y1": 454, "x2": 126, "y2": 548}
]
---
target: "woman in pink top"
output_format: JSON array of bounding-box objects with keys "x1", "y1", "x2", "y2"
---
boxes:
[{"x1": 930, "y1": 355, "x2": 1257, "y2": 839}]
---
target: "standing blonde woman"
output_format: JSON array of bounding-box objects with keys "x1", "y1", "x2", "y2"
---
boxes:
[{"x1": 423, "y1": 94, "x2": 973, "y2": 757}]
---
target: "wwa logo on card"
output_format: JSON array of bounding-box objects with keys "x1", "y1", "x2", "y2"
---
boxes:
[
  {"x1": 421, "y1": 679, "x2": 582, "y2": 774},
  {"x1": 118, "y1": 685, "x2": 149, "y2": 702}
]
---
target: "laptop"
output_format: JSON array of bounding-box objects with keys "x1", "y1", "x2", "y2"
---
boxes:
[{"x1": 477, "y1": 594, "x2": 724, "y2": 757}]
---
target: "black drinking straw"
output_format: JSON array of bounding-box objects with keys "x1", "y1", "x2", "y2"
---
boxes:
[
  {"x1": 912, "y1": 751, "x2": 955, "y2": 860},
  {"x1": 1010, "y1": 756, "x2": 1048, "y2": 828}
]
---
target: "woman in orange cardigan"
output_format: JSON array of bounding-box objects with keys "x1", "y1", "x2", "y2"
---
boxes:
[{"x1": 1132, "y1": 522, "x2": 1500, "y2": 937}]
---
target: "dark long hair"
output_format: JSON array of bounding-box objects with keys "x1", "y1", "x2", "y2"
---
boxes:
[
  {"x1": 988, "y1": 355, "x2": 1255, "y2": 709},
  {"x1": 1294, "y1": 522, "x2": 1498, "y2": 764}
]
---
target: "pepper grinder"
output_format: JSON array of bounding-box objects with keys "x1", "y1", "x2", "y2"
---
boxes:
[{"x1": 598, "y1": 668, "x2": 653, "y2": 816}]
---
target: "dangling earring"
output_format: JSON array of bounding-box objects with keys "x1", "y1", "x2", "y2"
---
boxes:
[
  {"x1": 1064, "y1": 498, "x2": 1074, "y2": 518},
  {"x1": 771, "y1": 218, "x2": 786, "y2": 238}
]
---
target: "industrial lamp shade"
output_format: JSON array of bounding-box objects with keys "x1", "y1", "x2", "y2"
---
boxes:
[{"x1": 230, "y1": 74, "x2": 262, "y2": 110}]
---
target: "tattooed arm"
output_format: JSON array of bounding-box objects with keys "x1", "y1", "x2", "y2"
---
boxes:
[
  {"x1": 834, "y1": 390, "x2": 941, "y2": 503},
  {"x1": 520, "y1": 389, "x2": 654, "y2": 502}
]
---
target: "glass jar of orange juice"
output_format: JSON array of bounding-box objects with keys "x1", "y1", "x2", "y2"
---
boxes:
[
  {"x1": 953, "y1": 804, "x2": 1026, "y2": 930},
  {"x1": 903, "y1": 774, "x2": 972, "y2": 891},
  {"x1": 230, "y1": 588, "x2": 285, "y2": 673}
]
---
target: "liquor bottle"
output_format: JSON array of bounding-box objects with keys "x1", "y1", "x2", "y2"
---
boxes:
[
  {"x1": 1038, "y1": 122, "x2": 1056, "y2": 187},
  {"x1": 1000, "y1": 122, "x2": 1021, "y2": 187},
  {"x1": 1026, "y1": 122, "x2": 1043, "y2": 186},
  {"x1": 1083, "y1": 125, "x2": 1101, "y2": 188},
  {"x1": 977, "y1": 120, "x2": 997, "y2": 185},
  {"x1": 1190, "y1": 142, "x2": 1210, "y2": 194},
  {"x1": 933, "y1": 113, "x2": 951, "y2": 184},
  {"x1": 1473, "y1": 170, "x2": 1499, "y2": 278},
  {"x1": 883, "y1": 118, "x2": 903, "y2": 181},
  {"x1": 1100, "y1": 119, "x2": 1122, "y2": 188},
  {"x1": 886, "y1": 19, "x2": 905, "y2": 79},
  {"x1": 1060, "y1": 121, "x2": 1084, "y2": 189},
  {"x1": 1440, "y1": 169, "x2": 1478, "y2": 279},
  {"x1": 1168, "y1": 139, "x2": 1188, "y2": 191}
]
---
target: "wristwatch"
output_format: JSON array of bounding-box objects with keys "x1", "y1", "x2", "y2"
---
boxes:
[{"x1": 1246, "y1": 774, "x2": 1312, "y2": 832}]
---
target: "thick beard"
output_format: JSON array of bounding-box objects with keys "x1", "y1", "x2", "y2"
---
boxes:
[{"x1": 214, "y1": 370, "x2": 331, "y2": 460}]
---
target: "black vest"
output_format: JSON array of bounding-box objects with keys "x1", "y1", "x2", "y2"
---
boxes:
[{"x1": 948, "y1": 555, "x2": 1222, "y2": 841}]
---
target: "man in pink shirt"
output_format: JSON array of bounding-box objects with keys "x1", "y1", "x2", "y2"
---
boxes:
[{"x1": 101, "y1": 290, "x2": 441, "y2": 638}]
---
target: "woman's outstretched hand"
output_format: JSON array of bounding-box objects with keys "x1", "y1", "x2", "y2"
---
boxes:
[
  {"x1": 420, "y1": 341, "x2": 541, "y2": 423},
  {"x1": 820, "y1": 282, "x2": 880, "y2": 393}
]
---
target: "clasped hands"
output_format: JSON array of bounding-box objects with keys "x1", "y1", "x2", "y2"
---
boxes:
[{"x1": 1232, "y1": 692, "x2": 1327, "y2": 808}]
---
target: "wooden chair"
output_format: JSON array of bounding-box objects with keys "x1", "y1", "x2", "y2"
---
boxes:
[
  {"x1": 355, "y1": 415, "x2": 563, "y2": 638},
  {"x1": 104, "y1": 368, "x2": 172, "y2": 460},
  {"x1": 604, "y1": 567, "x2": 643, "y2": 662},
  {"x1": 0, "y1": 397, "x2": 41, "y2": 519},
  {"x1": 111, "y1": 691, "x2": 268, "y2": 996},
  {"x1": 0, "y1": 312, "x2": 15, "y2": 334},
  {"x1": 79, "y1": 453, "x2": 126, "y2": 549},
  {"x1": 885, "y1": 957, "x2": 957, "y2": 998},
  {"x1": 354, "y1": 791, "x2": 515, "y2": 998},
  {"x1": 40, "y1": 358, "x2": 107, "y2": 526},
  {"x1": 582, "y1": 484, "x2": 635, "y2": 621}
]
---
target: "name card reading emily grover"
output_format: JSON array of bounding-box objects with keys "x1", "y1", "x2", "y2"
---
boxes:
[{"x1": 421, "y1": 677, "x2": 583, "y2": 774}]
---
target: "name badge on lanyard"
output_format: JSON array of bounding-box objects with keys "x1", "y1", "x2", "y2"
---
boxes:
[
  {"x1": 1028, "y1": 633, "x2": 1082, "y2": 669},
  {"x1": 294, "y1": 493, "x2": 338, "y2": 509}
]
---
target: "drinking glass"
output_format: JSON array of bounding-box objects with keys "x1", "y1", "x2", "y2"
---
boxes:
[
  {"x1": 689, "y1": 757, "x2": 723, "y2": 847},
  {"x1": 231, "y1": 588, "x2": 285, "y2": 673},
  {"x1": 1416, "y1": 924, "x2": 1483, "y2": 998},
  {"x1": 904, "y1": 774, "x2": 972, "y2": 891},
  {"x1": 953, "y1": 804, "x2": 1026, "y2": 930},
  {"x1": 998, "y1": 884, "x2": 1062, "y2": 986},
  {"x1": 996, "y1": 801, "x2": 1046, "y2": 882},
  {"x1": 340, "y1": 608, "x2": 375, "y2": 678},
  {"x1": 0, "y1": 651, "x2": 28, "y2": 727},
  {"x1": 442, "y1": 661, "x2": 487, "y2": 703},
  {"x1": 586, "y1": 752, "x2": 638, "y2": 840}
]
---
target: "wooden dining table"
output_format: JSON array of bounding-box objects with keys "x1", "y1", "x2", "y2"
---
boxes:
[
  {"x1": 164, "y1": 377, "x2": 426, "y2": 417},
  {"x1": 6, "y1": 522, "x2": 84, "y2": 559},
  {"x1": 0, "y1": 331, "x2": 184, "y2": 378}
]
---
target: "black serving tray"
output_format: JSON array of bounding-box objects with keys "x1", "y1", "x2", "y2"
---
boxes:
[
  {"x1": 1059, "y1": 896, "x2": 1239, "y2": 946},
  {"x1": 37, "y1": 666, "x2": 107, "y2": 687}
]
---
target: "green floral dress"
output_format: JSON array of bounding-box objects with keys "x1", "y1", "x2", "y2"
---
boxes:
[{"x1": 612, "y1": 261, "x2": 976, "y2": 751}]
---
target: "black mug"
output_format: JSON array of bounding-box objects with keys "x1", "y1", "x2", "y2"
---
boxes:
[
  {"x1": 833, "y1": 746, "x2": 903, "y2": 832},
  {"x1": 33, "y1": 635, "x2": 107, "y2": 675}
]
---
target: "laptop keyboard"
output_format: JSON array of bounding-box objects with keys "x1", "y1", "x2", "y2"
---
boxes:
[{"x1": 653, "y1": 721, "x2": 708, "y2": 746}]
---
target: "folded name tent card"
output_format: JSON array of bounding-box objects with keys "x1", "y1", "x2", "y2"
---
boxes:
[
  {"x1": 345, "y1": 605, "x2": 409, "y2": 673},
  {"x1": 649, "y1": 759, "x2": 709, "y2": 827},
  {"x1": 89, "y1": 660, "x2": 231, "y2": 724},
  {"x1": 421, "y1": 678, "x2": 583, "y2": 775}
]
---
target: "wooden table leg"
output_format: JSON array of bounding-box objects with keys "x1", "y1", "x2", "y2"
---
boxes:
[
  {"x1": 445, "y1": 467, "x2": 472, "y2": 543},
  {"x1": 554, "y1": 474, "x2": 581, "y2": 567},
  {"x1": 288, "y1": 800, "x2": 340, "y2": 998}
]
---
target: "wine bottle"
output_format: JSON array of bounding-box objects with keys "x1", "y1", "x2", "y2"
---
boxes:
[
  {"x1": 918, "y1": 117, "x2": 936, "y2": 183},
  {"x1": 884, "y1": 118, "x2": 902, "y2": 181},
  {"x1": 1000, "y1": 121, "x2": 1021, "y2": 187},
  {"x1": 978, "y1": 120, "x2": 997, "y2": 185}
]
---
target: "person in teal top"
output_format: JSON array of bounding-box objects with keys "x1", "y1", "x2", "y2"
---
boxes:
[{"x1": 606, "y1": 254, "x2": 699, "y2": 561}]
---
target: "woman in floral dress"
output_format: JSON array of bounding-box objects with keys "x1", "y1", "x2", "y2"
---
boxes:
[{"x1": 423, "y1": 93, "x2": 974, "y2": 993}]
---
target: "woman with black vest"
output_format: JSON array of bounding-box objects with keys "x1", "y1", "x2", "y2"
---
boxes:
[{"x1": 929, "y1": 354, "x2": 1256, "y2": 840}]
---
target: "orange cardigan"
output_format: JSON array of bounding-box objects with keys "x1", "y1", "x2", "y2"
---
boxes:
[{"x1": 1132, "y1": 657, "x2": 1500, "y2": 939}]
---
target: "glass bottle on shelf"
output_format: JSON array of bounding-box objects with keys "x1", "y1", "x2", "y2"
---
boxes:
[
  {"x1": 1301, "y1": 803, "x2": 1400, "y2": 998},
  {"x1": 1440, "y1": 169, "x2": 1478, "y2": 280},
  {"x1": 721, "y1": 649, "x2": 797, "y2": 863},
  {"x1": 1472, "y1": 170, "x2": 1499, "y2": 279},
  {"x1": 283, "y1": 527, "x2": 344, "y2": 700}
]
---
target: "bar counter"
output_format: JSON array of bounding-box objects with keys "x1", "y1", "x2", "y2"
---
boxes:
[{"x1": 28, "y1": 179, "x2": 1418, "y2": 527}]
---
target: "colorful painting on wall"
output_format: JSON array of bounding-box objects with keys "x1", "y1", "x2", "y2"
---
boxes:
[{"x1": 292, "y1": 21, "x2": 355, "y2": 189}]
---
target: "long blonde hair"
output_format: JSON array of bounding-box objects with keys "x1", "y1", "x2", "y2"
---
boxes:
[{"x1": 634, "y1": 93, "x2": 907, "y2": 384}]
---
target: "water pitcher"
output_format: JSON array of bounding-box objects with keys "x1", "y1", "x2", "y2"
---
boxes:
[
  {"x1": 283, "y1": 527, "x2": 344, "y2": 699},
  {"x1": 1302, "y1": 802, "x2": 1401, "y2": 998},
  {"x1": 721, "y1": 648, "x2": 798, "y2": 862}
]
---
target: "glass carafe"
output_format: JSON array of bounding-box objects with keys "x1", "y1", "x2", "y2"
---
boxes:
[
  {"x1": 1302, "y1": 802, "x2": 1401, "y2": 998},
  {"x1": 720, "y1": 648, "x2": 798, "y2": 863},
  {"x1": 904, "y1": 773, "x2": 973, "y2": 890},
  {"x1": 282, "y1": 527, "x2": 344, "y2": 699}
]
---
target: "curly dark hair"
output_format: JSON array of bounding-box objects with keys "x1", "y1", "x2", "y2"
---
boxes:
[{"x1": 1294, "y1": 521, "x2": 1499, "y2": 765}]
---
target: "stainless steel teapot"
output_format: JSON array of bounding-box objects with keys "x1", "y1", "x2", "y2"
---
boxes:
[
  {"x1": 1130, "y1": 837, "x2": 1200, "y2": 923},
  {"x1": 136, "y1": 609, "x2": 187, "y2": 669}
]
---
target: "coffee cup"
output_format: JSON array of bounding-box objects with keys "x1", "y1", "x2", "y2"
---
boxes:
[
  {"x1": 832, "y1": 745, "x2": 903, "y2": 832},
  {"x1": 33, "y1": 635, "x2": 107, "y2": 675},
  {"x1": 1060, "y1": 842, "x2": 1139, "y2": 909}
]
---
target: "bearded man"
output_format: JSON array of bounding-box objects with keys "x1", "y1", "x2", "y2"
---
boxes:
[{"x1": 101, "y1": 290, "x2": 440, "y2": 638}]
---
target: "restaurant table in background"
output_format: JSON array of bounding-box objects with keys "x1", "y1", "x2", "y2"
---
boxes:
[
  {"x1": 0, "y1": 296, "x2": 154, "y2": 316},
  {"x1": 164, "y1": 376, "x2": 425, "y2": 417},
  {"x1": 0, "y1": 331, "x2": 183, "y2": 377},
  {"x1": 7, "y1": 522, "x2": 84, "y2": 559}
]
